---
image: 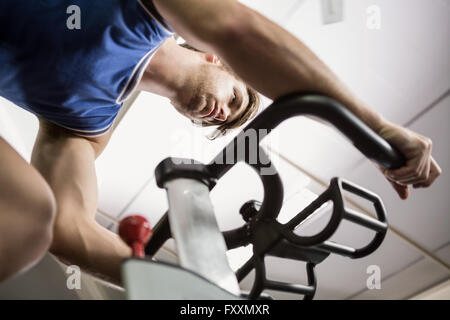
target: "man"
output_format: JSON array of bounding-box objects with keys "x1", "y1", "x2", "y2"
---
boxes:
[{"x1": 0, "y1": 0, "x2": 441, "y2": 284}]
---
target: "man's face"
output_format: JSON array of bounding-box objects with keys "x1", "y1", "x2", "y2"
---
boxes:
[{"x1": 171, "y1": 57, "x2": 249, "y2": 126}]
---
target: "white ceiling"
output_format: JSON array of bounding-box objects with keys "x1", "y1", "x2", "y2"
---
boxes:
[{"x1": 0, "y1": 0, "x2": 448, "y2": 299}]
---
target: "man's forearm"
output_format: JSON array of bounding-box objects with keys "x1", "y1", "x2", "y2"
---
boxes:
[{"x1": 155, "y1": 0, "x2": 386, "y2": 131}]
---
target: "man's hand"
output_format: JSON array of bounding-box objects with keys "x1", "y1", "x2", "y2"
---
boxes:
[{"x1": 376, "y1": 122, "x2": 442, "y2": 200}]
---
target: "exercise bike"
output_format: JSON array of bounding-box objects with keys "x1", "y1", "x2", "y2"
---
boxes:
[{"x1": 118, "y1": 93, "x2": 405, "y2": 300}]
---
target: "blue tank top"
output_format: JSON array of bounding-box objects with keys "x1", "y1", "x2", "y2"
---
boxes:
[{"x1": 0, "y1": 0, "x2": 173, "y2": 136}]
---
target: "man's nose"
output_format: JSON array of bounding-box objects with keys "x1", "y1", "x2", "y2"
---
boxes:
[{"x1": 215, "y1": 105, "x2": 230, "y2": 121}]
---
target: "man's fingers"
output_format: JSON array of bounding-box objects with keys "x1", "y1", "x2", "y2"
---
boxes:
[
  {"x1": 387, "y1": 154, "x2": 432, "y2": 184},
  {"x1": 431, "y1": 157, "x2": 443, "y2": 176},
  {"x1": 376, "y1": 125, "x2": 439, "y2": 195},
  {"x1": 386, "y1": 164, "x2": 413, "y2": 179},
  {"x1": 380, "y1": 154, "x2": 440, "y2": 197},
  {"x1": 390, "y1": 180, "x2": 409, "y2": 200},
  {"x1": 413, "y1": 158, "x2": 440, "y2": 188},
  {"x1": 395, "y1": 158, "x2": 431, "y2": 185},
  {"x1": 387, "y1": 137, "x2": 432, "y2": 181},
  {"x1": 385, "y1": 156, "x2": 435, "y2": 189},
  {"x1": 414, "y1": 158, "x2": 442, "y2": 188},
  {"x1": 387, "y1": 158, "x2": 421, "y2": 180}
]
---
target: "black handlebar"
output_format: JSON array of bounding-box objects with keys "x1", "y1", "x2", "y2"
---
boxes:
[
  {"x1": 208, "y1": 93, "x2": 405, "y2": 177},
  {"x1": 148, "y1": 93, "x2": 406, "y2": 299}
]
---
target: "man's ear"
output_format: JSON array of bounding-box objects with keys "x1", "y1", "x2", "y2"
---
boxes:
[{"x1": 205, "y1": 53, "x2": 220, "y2": 64}]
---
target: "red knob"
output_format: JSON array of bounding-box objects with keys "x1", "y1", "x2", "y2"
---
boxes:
[{"x1": 118, "y1": 215, "x2": 152, "y2": 258}]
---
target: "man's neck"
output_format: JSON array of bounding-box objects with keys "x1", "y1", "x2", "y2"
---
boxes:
[{"x1": 137, "y1": 38, "x2": 199, "y2": 100}]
